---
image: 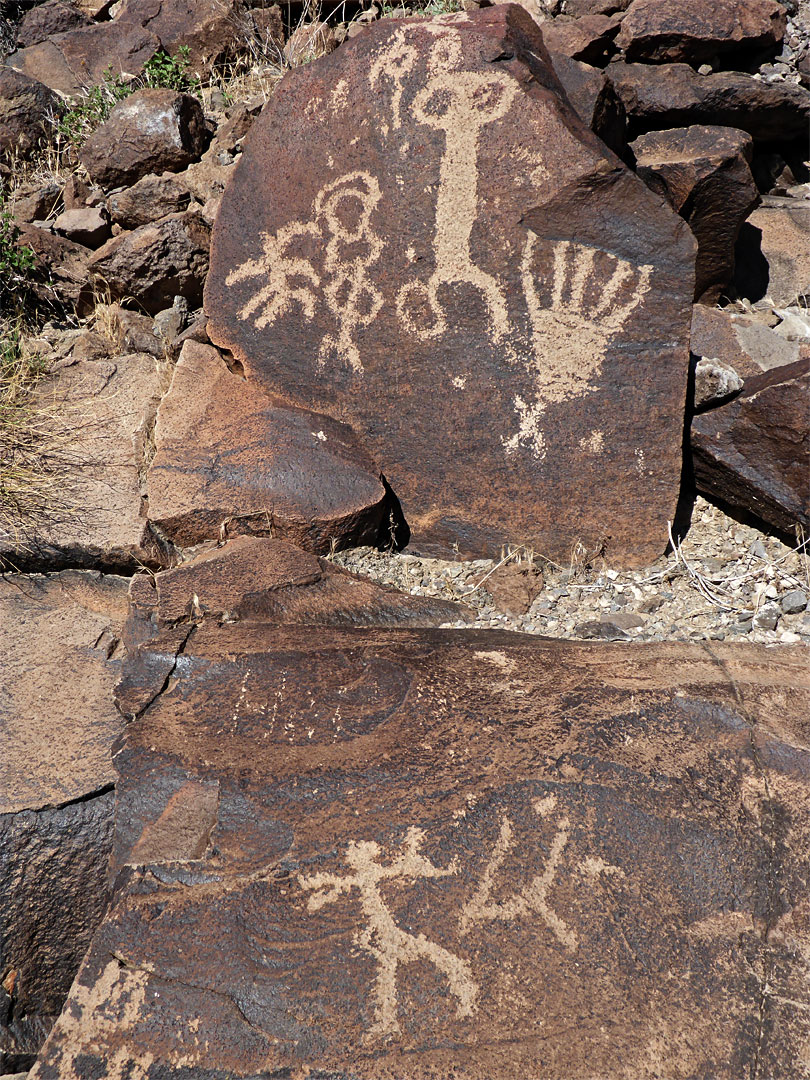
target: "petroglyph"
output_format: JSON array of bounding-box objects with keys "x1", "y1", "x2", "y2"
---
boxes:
[
  {"x1": 226, "y1": 172, "x2": 384, "y2": 373},
  {"x1": 300, "y1": 827, "x2": 478, "y2": 1041},
  {"x1": 395, "y1": 29, "x2": 518, "y2": 341},
  {"x1": 503, "y1": 235, "x2": 655, "y2": 459},
  {"x1": 459, "y1": 795, "x2": 577, "y2": 950}
]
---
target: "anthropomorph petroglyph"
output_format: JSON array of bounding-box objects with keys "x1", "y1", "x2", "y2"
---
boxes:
[
  {"x1": 226, "y1": 171, "x2": 384, "y2": 373},
  {"x1": 459, "y1": 794, "x2": 577, "y2": 949},
  {"x1": 503, "y1": 236, "x2": 655, "y2": 459},
  {"x1": 299, "y1": 827, "x2": 478, "y2": 1041}
]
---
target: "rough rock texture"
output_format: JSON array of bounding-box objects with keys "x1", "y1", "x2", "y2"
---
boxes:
[
  {"x1": 693, "y1": 357, "x2": 744, "y2": 408},
  {"x1": 0, "y1": 355, "x2": 166, "y2": 572},
  {"x1": 106, "y1": 172, "x2": 191, "y2": 230},
  {"x1": 546, "y1": 51, "x2": 629, "y2": 160},
  {"x1": 33, "y1": 625, "x2": 810, "y2": 1079},
  {"x1": 632, "y1": 125, "x2": 759, "y2": 302},
  {"x1": 117, "y1": 0, "x2": 250, "y2": 74},
  {"x1": 87, "y1": 210, "x2": 210, "y2": 313},
  {"x1": 691, "y1": 304, "x2": 805, "y2": 377},
  {"x1": 541, "y1": 13, "x2": 621, "y2": 65},
  {"x1": 146, "y1": 342, "x2": 394, "y2": 553},
  {"x1": 0, "y1": 69, "x2": 60, "y2": 160},
  {"x1": 0, "y1": 571, "x2": 128, "y2": 1071},
  {"x1": 124, "y1": 535, "x2": 470, "y2": 651},
  {"x1": 15, "y1": 0, "x2": 92, "y2": 48},
  {"x1": 79, "y1": 89, "x2": 208, "y2": 191},
  {"x1": 14, "y1": 224, "x2": 91, "y2": 313},
  {"x1": 207, "y1": 6, "x2": 695, "y2": 565},
  {"x1": 610, "y1": 61, "x2": 810, "y2": 142},
  {"x1": 52, "y1": 207, "x2": 110, "y2": 248},
  {"x1": 616, "y1": 0, "x2": 787, "y2": 66},
  {"x1": 741, "y1": 204, "x2": 810, "y2": 306},
  {"x1": 691, "y1": 357, "x2": 810, "y2": 536}
]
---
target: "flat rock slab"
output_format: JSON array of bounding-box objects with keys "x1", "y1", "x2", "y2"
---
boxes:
[
  {"x1": 743, "y1": 203, "x2": 810, "y2": 308},
  {"x1": 0, "y1": 571, "x2": 128, "y2": 1069},
  {"x1": 146, "y1": 342, "x2": 393, "y2": 554},
  {"x1": 691, "y1": 357, "x2": 810, "y2": 537},
  {"x1": 691, "y1": 304, "x2": 802, "y2": 377},
  {"x1": 206, "y1": 6, "x2": 695, "y2": 565},
  {"x1": 32, "y1": 625, "x2": 810, "y2": 1079}
]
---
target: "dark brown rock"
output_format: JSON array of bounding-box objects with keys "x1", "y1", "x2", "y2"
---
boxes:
[
  {"x1": 106, "y1": 172, "x2": 191, "y2": 229},
  {"x1": 565, "y1": 0, "x2": 632, "y2": 14},
  {"x1": 9, "y1": 180, "x2": 62, "y2": 225},
  {"x1": 0, "y1": 69, "x2": 60, "y2": 161},
  {"x1": 541, "y1": 13, "x2": 621, "y2": 65},
  {"x1": 632, "y1": 125, "x2": 759, "y2": 302},
  {"x1": 87, "y1": 210, "x2": 210, "y2": 313},
  {"x1": 15, "y1": 223, "x2": 92, "y2": 312},
  {"x1": 739, "y1": 203, "x2": 810, "y2": 307},
  {"x1": 0, "y1": 571, "x2": 128, "y2": 1071},
  {"x1": 79, "y1": 89, "x2": 208, "y2": 190},
  {"x1": 146, "y1": 341, "x2": 394, "y2": 553},
  {"x1": 283, "y1": 19, "x2": 338, "y2": 64},
  {"x1": 547, "y1": 51, "x2": 629, "y2": 159},
  {"x1": 616, "y1": 0, "x2": 786, "y2": 66},
  {"x1": 32, "y1": 624, "x2": 810, "y2": 1079},
  {"x1": 206, "y1": 6, "x2": 695, "y2": 566},
  {"x1": 609, "y1": 60, "x2": 810, "y2": 142},
  {"x1": 15, "y1": 0, "x2": 91, "y2": 48},
  {"x1": 691, "y1": 357, "x2": 810, "y2": 536},
  {"x1": 250, "y1": 3, "x2": 284, "y2": 54},
  {"x1": 118, "y1": 0, "x2": 250, "y2": 74},
  {"x1": 53, "y1": 206, "x2": 110, "y2": 248},
  {"x1": 691, "y1": 304, "x2": 803, "y2": 377}
]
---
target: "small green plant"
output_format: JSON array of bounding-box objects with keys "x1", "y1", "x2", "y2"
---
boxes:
[
  {"x1": 56, "y1": 67, "x2": 131, "y2": 151},
  {"x1": 0, "y1": 197, "x2": 37, "y2": 316},
  {"x1": 143, "y1": 45, "x2": 201, "y2": 95}
]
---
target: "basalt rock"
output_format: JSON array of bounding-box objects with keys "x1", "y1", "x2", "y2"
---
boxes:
[
  {"x1": 106, "y1": 173, "x2": 191, "y2": 230},
  {"x1": 631, "y1": 125, "x2": 759, "y2": 302},
  {"x1": 546, "y1": 51, "x2": 629, "y2": 160},
  {"x1": 146, "y1": 341, "x2": 395, "y2": 554},
  {"x1": 14, "y1": 224, "x2": 92, "y2": 313},
  {"x1": 15, "y1": 0, "x2": 92, "y2": 48},
  {"x1": 31, "y1": 626, "x2": 810, "y2": 1079},
  {"x1": 0, "y1": 69, "x2": 60, "y2": 161},
  {"x1": 541, "y1": 13, "x2": 621, "y2": 65},
  {"x1": 0, "y1": 571, "x2": 128, "y2": 1071},
  {"x1": 615, "y1": 0, "x2": 787, "y2": 66},
  {"x1": 80, "y1": 89, "x2": 208, "y2": 191},
  {"x1": 691, "y1": 304, "x2": 805, "y2": 377},
  {"x1": 691, "y1": 357, "x2": 810, "y2": 537},
  {"x1": 738, "y1": 203, "x2": 810, "y2": 307},
  {"x1": 206, "y1": 5, "x2": 695, "y2": 565}
]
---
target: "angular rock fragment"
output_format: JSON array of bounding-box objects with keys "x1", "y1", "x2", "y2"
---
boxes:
[
  {"x1": 88, "y1": 210, "x2": 210, "y2": 313},
  {"x1": 616, "y1": 0, "x2": 787, "y2": 66},
  {"x1": 631, "y1": 125, "x2": 759, "y2": 302},
  {"x1": 0, "y1": 355, "x2": 166, "y2": 572},
  {"x1": 52, "y1": 206, "x2": 110, "y2": 248},
  {"x1": 15, "y1": 0, "x2": 92, "y2": 48},
  {"x1": 79, "y1": 89, "x2": 208, "y2": 190},
  {"x1": 739, "y1": 203, "x2": 810, "y2": 307},
  {"x1": 207, "y1": 6, "x2": 695, "y2": 565},
  {"x1": 546, "y1": 51, "x2": 629, "y2": 160},
  {"x1": 691, "y1": 304, "x2": 803, "y2": 377},
  {"x1": 14, "y1": 224, "x2": 92, "y2": 313},
  {"x1": 541, "y1": 13, "x2": 621, "y2": 65},
  {"x1": 691, "y1": 357, "x2": 810, "y2": 536},
  {"x1": 146, "y1": 341, "x2": 394, "y2": 553},
  {"x1": 106, "y1": 172, "x2": 192, "y2": 230},
  {"x1": 610, "y1": 61, "x2": 810, "y2": 142},
  {"x1": 0, "y1": 571, "x2": 128, "y2": 1070},
  {"x1": 0, "y1": 69, "x2": 60, "y2": 160},
  {"x1": 32, "y1": 626, "x2": 810, "y2": 1079}
]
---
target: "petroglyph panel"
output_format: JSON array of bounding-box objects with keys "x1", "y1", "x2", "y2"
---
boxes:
[{"x1": 206, "y1": 5, "x2": 696, "y2": 564}]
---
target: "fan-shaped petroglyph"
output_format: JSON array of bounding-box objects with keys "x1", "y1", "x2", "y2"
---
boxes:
[
  {"x1": 394, "y1": 29, "x2": 519, "y2": 341},
  {"x1": 459, "y1": 795, "x2": 577, "y2": 950},
  {"x1": 503, "y1": 236, "x2": 655, "y2": 459},
  {"x1": 226, "y1": 171, "x2": 384, "y2": 373},
  {"x1": 300, "y1": 827, "x2": 478, "y2": 1042}
]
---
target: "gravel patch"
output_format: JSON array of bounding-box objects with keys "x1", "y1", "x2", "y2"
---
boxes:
[{"x1": 333, "y1": 497, "x2": 810, "y2": 645}]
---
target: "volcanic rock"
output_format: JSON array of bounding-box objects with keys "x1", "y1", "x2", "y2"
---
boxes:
[
  {"x1": 693, "y1": 357, "x2": 744, "y2": 408},
  {"x1": 283, "y1": 20, "x2": 338, "y2": 64},
  {"x1": 615, "y1": 0, "x2": 787, "y2": 66},
  {"x1": 106, "y1": 173, "x2": 191, "y2": 230},
  {"x1": 32, "y1": 625, "x2": 810, "y2": 1079},
  {"x1": 546, "y1": 51, "x2": 629, "y2": 159},
  {"x1": 79, "y1": 89, "x2": 208, "y2": 191},
  {"x1": 206, "y1": 6, "x2": 695, "y2": 565},
  {"x1": 15, "y1": 224, "x2": 92, "y2": 313},
  {"x1": 610, "y1": 60, "x2": 810, "y2": 142},
  {"x1": 739, "y1": 203, "x2": 810, "y2": 307},
  {"x1": 0, "y1": 571, "x2": 128, "y2": 1070},
  {"x1": 566, "y1": 0, "x2": 632, "y2": 13},
  {"x1": 691, "y1": 304, "x2": 803, "y2": 377},
  {"x1": 118, "y1": 0, "x2": 250, "y2": 73},
  {"x1": 15, "y1": 0, "x2": 91, "y2": 48},
  {"x1": 541, "y1": 13, "x2": 621, "y2": 65},
  {"x1": 0, "y1": 69, "x2": 60, "y2": 161},
  {"x1": 691, "y1": 357, "x2": 810, "y2": 536},
  {"x1": 53, "y1": 206, "x2": 110, "y2": 248},
  {"x1": 146, "y1": 341, "x2": 394, "y2": 554},
  {"x1": 0, "y1": 355, "x2": 166, "y2": 572},
  {"x1": 631, "y1": 125, "x2": 759, "y2": 302},
  {"x1": 87, "y1": 210, "x2": 210, "y2": 313}
]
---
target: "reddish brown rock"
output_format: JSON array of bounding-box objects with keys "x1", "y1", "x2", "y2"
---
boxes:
[
  {"x1": 541, "y1": 13, "x2": 621, "y2": 65},
  {"x1": 740, "y1": 203, "x2": 810, "y2": 307},
  {"x1": 616, "y1": 0, "x2": 786, "y2": 65},
  {"x1": 206, "y1": 6, "x2": 695, "y2": 565},
  {"x1": 631, "y1": 125, "x2": 759, "y2": 302},
  {"x1": 32, "y1": 623, "x2": 810, "y2": 1079},
  {"x1": 15, "y1": 223, "x2": 92, "y2": 312},
  {"x1": 0, "y1": 571, "x2": 128, "y2": 1071},
  {"x1": 53, "y1": 206, "x2": 110, "y2": 248},
  {"x1": 566, "y1": 0, "x2": 632, "y2": 13},
  {"x1": 691, "y1": 357, "x2": 810, "y2": 536},
  {"x1": 146, "y1": 341, "x2": 395, "y2": 554},
  {"x1": 283, "y1": 19, "x2": 338, "y2": 64},
  {"x1": 9, "y1": 180, "x2": 62, "y2": 225},
  {"x1": 87, "y1": 210, "x2": 210, "y2": 313},
  {"x1": 79, "y1": 89, "x2": 208, "y2": 190},
  {"x1": 610, "y1": 60, "x2": 810, "y2": 142},
  {"x1": 15, "y1": 0, "x2": 91, "y2": 48},
  {"x1": 546, "y1": 52, "x2": 629, "y2": 159},
  {"x1": 106, "y1": 172, "x2": 191, "y2": 230},
  {"x1": 0, "y1": 69, "x2": 60, "y2": 160},
  {"x1": 118, "y1": 0, "x2": 250, "y2": 74},
  {"x1": 691, "y1": 304, "x2": 803, "y2": 377}
]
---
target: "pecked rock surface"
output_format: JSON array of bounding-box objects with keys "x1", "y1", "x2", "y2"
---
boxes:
[
  {"x1": 207, "y1": 5, "x2": 695, "y2": 565},
  {"x1": 31, "y1": 624, "x2": 810, "y2": 1079},
  {"x1": 0, "y1": 571, "x2": 129, "y2": 1070}
]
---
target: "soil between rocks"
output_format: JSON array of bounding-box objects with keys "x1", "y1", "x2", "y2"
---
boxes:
[{"x1": 334, "y1": 496, "x2": 810, "y2": 644}]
